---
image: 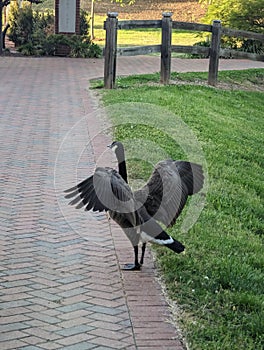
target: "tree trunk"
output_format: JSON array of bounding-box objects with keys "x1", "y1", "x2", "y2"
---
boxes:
[
  {"x1": 90, "y1": 0, "x2": 95, "y2": 40},
  {"x1": 0, "y1": 1, "x2": 3, "y2": 55}
]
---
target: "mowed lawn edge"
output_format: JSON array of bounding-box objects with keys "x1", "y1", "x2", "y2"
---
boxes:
[{"x1": 91, "y1": 69, "x2": 264, "y2": 350}]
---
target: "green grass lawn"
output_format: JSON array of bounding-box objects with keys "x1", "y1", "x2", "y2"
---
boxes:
[{"x1": 92, "y1": 69, "x2": 264, "y2": 350}]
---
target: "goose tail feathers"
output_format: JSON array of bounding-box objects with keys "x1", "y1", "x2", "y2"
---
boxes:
[{"x1": 165, "y1": 239, "x2": 185, "y2": 253}]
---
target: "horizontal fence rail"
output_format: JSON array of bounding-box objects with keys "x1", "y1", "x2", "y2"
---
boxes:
[
  {"x1": 117, "y1": 20, "x2": 214, "y2": 32},
  {"x1": 171, "y1": 45, "x2": 210, "y2": 56},
  {"x1": 118, "y1": 45, "x2": 161, "y2": 56},
  {"x1": 104, "y1": 12, "x2": 264, "y2": 88},
  {"x1": 219, "y1": 48, "x2": 264, "y2": 61},
  {"x1": 118, "y1": 20, "x2": 162, "y2": 30},
  {"x1": 172, "y1": 21, "x2": 212, "y2": 32},
  {"x1": 221, "y1": 27, "x2": 264, "y2": 41}
]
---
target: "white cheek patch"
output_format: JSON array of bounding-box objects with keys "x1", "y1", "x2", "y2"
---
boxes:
[
  {"x1": 111, "y1": 145, "x2": 118, "y2": 152},
  {"x1": 140, "y1": 231, "x2": 174, "y2": 245}
]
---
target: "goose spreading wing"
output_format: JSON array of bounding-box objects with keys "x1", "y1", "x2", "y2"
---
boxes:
[
  {"x1": 65, "y1": 141, "x2": 204, "y2": 271},
  {"x1": 64, "y1": 167, "x2": 139, "y2": 228},
  {"x1": 135, "y1": 160, "x2": 204, "y2": 227}
]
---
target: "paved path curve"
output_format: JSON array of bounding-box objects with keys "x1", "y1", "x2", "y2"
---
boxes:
[{"x1": 1, "y1": 56, "x2": 263, "y2": 350}]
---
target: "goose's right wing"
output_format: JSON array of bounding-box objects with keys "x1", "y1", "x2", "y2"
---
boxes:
[{"x1": 64, "y1": 167, "x2": 137, "y2": 226}]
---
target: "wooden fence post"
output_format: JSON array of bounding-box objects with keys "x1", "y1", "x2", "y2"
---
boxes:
[
  {"x1": 104, "y1": 12, "x2": 118, "y2": 89},
  {"x1": 160, "y1": 12, "x2": 172, "y2": 84},
  {"x1": 208, "y1": 20, "x2": 222, "y2": 86}
]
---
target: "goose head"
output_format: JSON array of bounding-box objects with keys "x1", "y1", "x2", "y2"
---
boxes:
[{"x1": 108, "y1": 141, "x2": 125, "y2": 162}]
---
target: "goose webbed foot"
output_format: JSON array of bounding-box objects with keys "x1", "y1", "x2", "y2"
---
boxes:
[
  {"x1": 121, "y1": 244, "x2": 146, "y2": 271},
  {"x1": 122, "y1": 263, "x2": 141, "y2": 271}
]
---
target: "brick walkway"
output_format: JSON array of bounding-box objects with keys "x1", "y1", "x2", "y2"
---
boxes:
[{"x1": 1, "y1": 56, "x2": 263, "y2": 350}]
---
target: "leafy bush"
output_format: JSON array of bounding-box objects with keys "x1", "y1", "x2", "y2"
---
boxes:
[
  {"x1": 80, "y1": 9, "x2": 90, "y2": 36},
  {"x1": 69, "y1": 35, "x2": 101, "y2": 58},
  {"x1": 8, "y1": 1, "x2": 54, "y2": 47},
  {"x1": 200, "y1": 0, "x2": 264, "y2": 54},
  {"x1": 42, "y1": 34, "x2": 71, "y2": 56},
  {"x1": 192, "y1": 39, "x2": 210, "y2": 58},
  {"x1": 7, "y1": 2, "x2": 101, "y2": 58},
  {"x1": 240, "y1": 39, "x2": 263, "y2": 55},
  {"x1": 17, "y1": 33, "x2": 102, "y2": 58},
  {"x1": 17, "y1": 41, "x2": 36, "y2": 55},
  {"x1": 8, "y1": 1, "x2": 33, "y2": 46},
  {"x1": 86, "y1": 42, "x2": 102, "y2": 58}
]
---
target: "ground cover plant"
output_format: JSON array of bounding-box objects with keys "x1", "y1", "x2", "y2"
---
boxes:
[{"x1": 92, "y1": 69, "x2": 264, "y2": 350}]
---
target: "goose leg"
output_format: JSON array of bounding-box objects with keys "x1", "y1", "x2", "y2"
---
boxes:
[
  {"x1": 140, "y1": 243, "x2": 146, "y2": 265},
  {"x1": 122, "y1": 246, "x2": 141, "y2": 271}
]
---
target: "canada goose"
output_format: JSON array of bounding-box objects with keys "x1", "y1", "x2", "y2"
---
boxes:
[{"x1": 65, "y1": 141, "x2": 204, "y2": 271}]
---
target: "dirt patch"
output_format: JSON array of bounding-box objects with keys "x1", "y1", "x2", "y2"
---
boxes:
[
  {"x1": 216, "y1": 81, "x2": 264, "y2": 92},
  {"x1": 118, "y1": 77, "x2": 264, "y2": 93},
  {"x1": 87, "y1": 0, "x2": 206, "y2": 22},
  {"x1": 169, "y1": 78, "x2": 264, "y2": 92}
]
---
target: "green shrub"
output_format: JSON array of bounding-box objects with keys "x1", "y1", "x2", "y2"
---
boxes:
[
  {"x1": 8, "y1": 1, "x2": 54, "y2": 47},
  {"x1": 87, "y1": 42, "x2": 102, "y2": 58},
  {"x1": 69, "y1": 35, "x2": 90, "y2": 58},
  {"x1": 7, "y1": 3, "x2": 101, "y2": 58},
  {"x1": 240, "y1": 39, "x2": 263, "y2": 55},
  {"x1": 42, "y1": 34, "x2": 71, "y2": 56},
  {"x1": 200, "y1": 0, "x2": 264, "y2": 54},
  {"x1": 69, "y1": 35, "x2": 102, "y2": 58},
  {"x1": 8, "y1": 1, "x2": 33, "y2": 46},
  {"x1": 192, "y1": 39, "x2": 210, "y2": 58},
  {"x1": 80, "y1": 9, "x2": 90, "y2": 36},
  {"x1": 17, "y1": 41, "x2": 36, "y2": 55}
]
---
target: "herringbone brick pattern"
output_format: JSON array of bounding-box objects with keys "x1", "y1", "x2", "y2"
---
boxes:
[{"x1": 1, "y1": 56, "x2": 263, "y2": 350}]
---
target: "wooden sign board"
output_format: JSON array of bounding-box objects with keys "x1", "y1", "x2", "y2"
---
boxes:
[
  {"x1": 59, "y1": 0, "x2": 76, "y2": 33},
  {"x1": 55, "y1": 0, "x2": 80, "y2": 35}
]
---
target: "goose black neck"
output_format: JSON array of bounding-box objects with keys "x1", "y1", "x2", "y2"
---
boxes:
[
  {"x1": 115, "y1": 144, "x2": 128, "y2": 183},
  {"x1": 118, "y1": 161, "x2": 128, "y2": 184}
]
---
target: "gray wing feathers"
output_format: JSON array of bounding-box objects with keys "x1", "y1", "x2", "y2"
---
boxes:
[
  {"x1": 64, "y1": 167, "x2": 138, "y2": 226},
  {"x1": 174, "y1": 161, "x2": 204, "y2": 195},
  {"x1": 65, "y1": 160, "x2": 204, "y2": 239},
  {"x1": 135, "y1": 160, "x2": 204, "y2": 227}
]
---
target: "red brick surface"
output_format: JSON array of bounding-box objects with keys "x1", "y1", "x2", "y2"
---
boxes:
[{"x1": 0, "y1": 56, "x2": 263, "y2": 350}]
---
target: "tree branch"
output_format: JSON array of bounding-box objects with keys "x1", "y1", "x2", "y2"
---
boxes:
[{"x1": 2, "y1": 1, "x2": 11, "y2": 8}]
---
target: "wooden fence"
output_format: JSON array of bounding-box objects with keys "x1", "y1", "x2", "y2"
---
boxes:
[{"x1": 104, "y1": 12, "x2": 264, "y2": 89}]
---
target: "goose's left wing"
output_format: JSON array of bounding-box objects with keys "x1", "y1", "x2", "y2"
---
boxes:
[{"x1": 135, "y1": 160, "x2": 204, "y2": 227}]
